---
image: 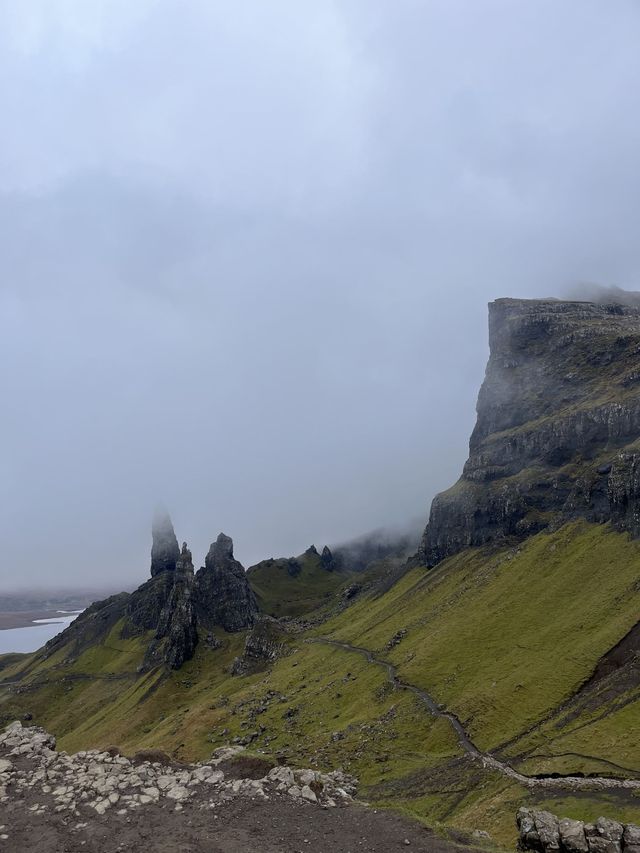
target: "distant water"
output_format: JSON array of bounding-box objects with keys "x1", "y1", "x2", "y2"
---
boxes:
[{"x1": 0, "y1": 611, "x2": 82, "y2": 655}]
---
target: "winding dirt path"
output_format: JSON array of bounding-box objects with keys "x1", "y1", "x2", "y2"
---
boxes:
[{"x1": 311, "y1": 637, "x2": 640, "y2": 792}]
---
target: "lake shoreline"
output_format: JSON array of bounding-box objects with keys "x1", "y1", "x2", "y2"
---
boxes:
[{"x1": 0, "y1": 611, "x2": 68, "y2": 631}]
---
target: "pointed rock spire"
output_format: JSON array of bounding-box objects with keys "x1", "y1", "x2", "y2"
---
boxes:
[
  {"x1": 146, "y1": 539, "x2": 198, "y2": 670},
  {"x1": 206, "y1": 532, "x2": 234, "y2": 567},
  {"x1": 195, "y1": 532, "x2": 258, "y2": 632},
  {"x1": 150, "y1": 509, "x2": 180, "y2": 577},
  {"x1": 321, "y1": 545, "x2": 335, "y2": 571},
  {"x1": 176, "y1": 541, "x2": 194, "y2": 574}
]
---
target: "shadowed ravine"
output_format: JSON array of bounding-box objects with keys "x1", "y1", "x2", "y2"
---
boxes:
[{"x1": 310, "y1": 637, "x2": 640, "y2": 792}]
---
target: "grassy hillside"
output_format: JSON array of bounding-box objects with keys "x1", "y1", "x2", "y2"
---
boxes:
[
  {"x1": 1, "y1": 521, "x2": 639, "y2": 847},
  {"x1": 247, "y1": 549, "x2": 353, "y2": 617},
  {"x1": 319, "y1": 521, "x2": 640, "y2": 762}
]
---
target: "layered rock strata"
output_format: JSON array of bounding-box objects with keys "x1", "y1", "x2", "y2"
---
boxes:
[
  {"x1": 418, "y1": 298, "x2": 640, "y2": 566},
  {"x1": 195, "y1": 533, "x2": 258, "y2": 632}
]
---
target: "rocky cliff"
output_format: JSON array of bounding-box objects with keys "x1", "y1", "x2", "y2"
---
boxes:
[
  {"x1": 41, "y1": 516, "x2": 258, "y2": 671},
  {"x1": 149, "y1": 509, "x2": 180, "y2": 577},
  {"x1": 195, "y1": 533, "x2": 258, "y2": 632},
  {"x1": 418, "y1": 297, "x2": 640, "y2": 566},
  {"x1": 143, "y1": 542, "x2": 199, "y2": 670}
]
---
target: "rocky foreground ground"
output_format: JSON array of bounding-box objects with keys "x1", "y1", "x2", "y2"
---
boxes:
[{"x1": 0, "y1": 721, "x2": 472, "y2": 852}]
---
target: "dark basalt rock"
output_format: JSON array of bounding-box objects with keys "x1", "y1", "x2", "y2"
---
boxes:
[
  {"x1": 150, "y1": 509, "x2": 180, "y2": 577},
  {"x1": 320, "y1": 545, "x2": 335, "y2": 571},
  {"x1": 144, "y1": 542, "x2": 198, "y2": 670},
  {"x1": 195, "y1": 533, "x2": 258, "y2": 632},
  {"x1": 417, "y1": 298, "x2": 640, "y2": 567},
  {"x1": 40, "y1": 592, "x2": 131, "y2": 662},
  {"x1": 231, "y1": 615, "x2": 288, "y2": 675},
  {"x1": 123, "y1": 572, "x2": 174, "y2": 636},
  {"x1": 46, "y1": 514, "x2": 262, "y2": 674}
]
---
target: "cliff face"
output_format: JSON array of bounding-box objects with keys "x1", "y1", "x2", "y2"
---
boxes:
[
  {"x1": 149, "y1": 510, "x2": 180, "y2": 577},
  {"x1": 195, "y1": 533, "x2": 258, "y2": 632},
  {"x1": 418, "y1": 298, "x2": 640, "y2": 566},
  {"x1": 144, "y1": 542, "x2": 198, "y2": 670}
]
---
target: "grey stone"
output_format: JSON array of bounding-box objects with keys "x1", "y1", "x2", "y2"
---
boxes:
[
  {"x1": 534, "y1": 811, "x2": 560, "y2": 853},
  {"x1": 623, "y1": 825, "x2": 640, "y2": 847},
  {"x1": 415, "y1": 299, "x2": 640, "y2": 567},
  {"x1": 559, "y1": 818, "x2": 589, "y2": 853},
  {"x1": 195, "y1": 534, "x2": 258, "y2": 632},
  {"x1": 300, "y1": 785, "x2": 317, "y2": 802}
]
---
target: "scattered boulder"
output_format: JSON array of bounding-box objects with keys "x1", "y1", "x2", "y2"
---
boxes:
[
  {"x1": 386, "y1": 628, "x2": 407, "y2": 650},
  {"x1": 231, "y1": 615, "x2": 288, "y2": 675},
  {"x1": 0, "y1": 720, "x2": 356, "y2": 821},
  {"x1": 131, "y1": 748, "x2": 173, "y2": 766}
]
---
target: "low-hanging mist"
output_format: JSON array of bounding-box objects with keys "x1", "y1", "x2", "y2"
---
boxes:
[{"x1": 2, "y1": 1, "x2": 640, "y2": 588}]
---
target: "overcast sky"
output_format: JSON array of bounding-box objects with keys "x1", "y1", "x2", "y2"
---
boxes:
[{"x1": 2, "y1": 1, "x2": 640, "y2": 590}]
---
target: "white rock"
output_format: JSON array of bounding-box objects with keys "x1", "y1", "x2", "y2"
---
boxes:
[
  {"x1": 296, "y1": 769, "x2": 316, "y2": 786},
  {"x1": 268, "y1": 766, "x2": 294, "y2": 786},
  {"x1": 166, "y1": 785, "x2": 189, "y2": 801},
  {"x1": 300, "y1": 785, "x2": 317, "y2": 803},
  {"x1": 193, "y1": 766, "x2": 214, "y2": 781},
  {"x1": 203, "y1": 771, "x2": 225, "y2": 785}
]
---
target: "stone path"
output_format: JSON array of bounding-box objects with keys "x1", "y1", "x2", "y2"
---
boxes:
[{"x1": 312, "y1": 638, "x2": 640, "y2": 792}]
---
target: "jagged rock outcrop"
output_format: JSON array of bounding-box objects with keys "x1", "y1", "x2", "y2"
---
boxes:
[
  {"x1": 124, "y1": 511, "x2": 183, "y2": 635},
  {"x1": 150, "y1": 509, "x2": 180, "y2": 577},
  {"x1": 418, "y1": 298, "x2": 640, "y2": 566},
  {"x1": 321, "y1": 545, "x2": 335, "y2": 571},
  {"x1": 143, "y1": 543, "x2": 198, "y2": 670},
  {"x1": 41, "y1": 592, "x2": 130, "y2": 661},
  {"x1": 517, "y1": 809, "x2": 640, "y2": 853},
  {"x1": 195, "y1": 533, "x2": 258, "y2": 632},
  {"x1": 40, "y1": 515, "x2": 261, "y2": 674},
  {"x1": 231, "y1": 615, "x2": 288, "y2": 675},
  {"x1": 124, "y1": 573, "x2": 174, "y2": 635}
]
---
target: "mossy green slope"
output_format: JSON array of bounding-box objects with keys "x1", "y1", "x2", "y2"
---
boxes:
[
  {"x1": 319, "y1": 521, "x2": 640, "y2": 765},
  {"x1": 1, "y1": 520, "x2": 639, "y2": 847},
  {"x1": 247, "y1": 549, "x2": 353, "y2": 617}
]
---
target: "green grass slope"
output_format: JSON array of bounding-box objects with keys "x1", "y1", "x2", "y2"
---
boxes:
[
  {"x1": 1, "y1": 520, "x2": 639, "y2": 847},
  {"x1": 247, "y1": 549, "x2": 354, "y2": 617},
  {"x1": 319, "y1": 521, "x2": 640, "y2": 760}
]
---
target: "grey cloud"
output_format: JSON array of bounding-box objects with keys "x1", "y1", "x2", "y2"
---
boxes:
[{"x1": 2, "y1": 1, "x2": 640, "y2": 588}]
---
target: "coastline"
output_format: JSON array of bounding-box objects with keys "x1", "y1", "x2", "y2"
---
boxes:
[{"x1": 0, "y1": 611, "x2": 68, "y2": 631}]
